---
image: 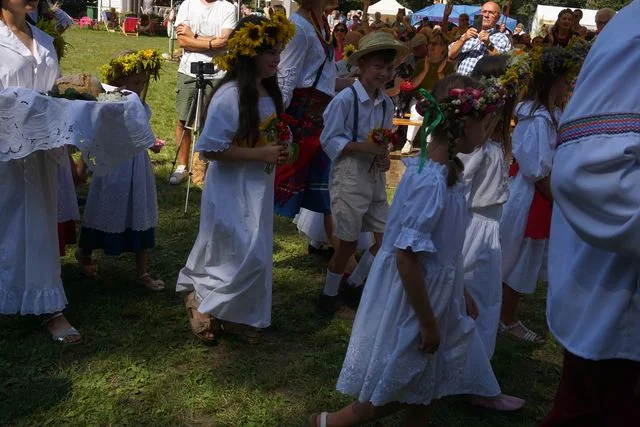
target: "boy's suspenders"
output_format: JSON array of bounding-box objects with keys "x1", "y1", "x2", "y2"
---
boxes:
[{"x1": 348, "y1": 85, "x2": 387, "y2": 143}]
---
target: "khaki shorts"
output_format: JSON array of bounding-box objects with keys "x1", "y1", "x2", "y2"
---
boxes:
[
  {"x1": 175, "y1": 72, "x2": 219, "y2": 124},
  {"x1": 330, "y1": 154, "x2": 388, "y2": 242}
]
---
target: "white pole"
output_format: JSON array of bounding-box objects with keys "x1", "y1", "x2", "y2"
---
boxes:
[{"x1": 283, "y1": 0, "x2": 292, "y2": 17}]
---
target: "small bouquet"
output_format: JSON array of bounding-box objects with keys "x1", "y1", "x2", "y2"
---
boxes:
[
  {"x1": 368, "y1": 128, "x2": 398, "y2": 172},
  {"x1": 399, "y1": 80, "x2": 415, "y2": 93},
  {"x1": 149, "y1": 138, "x2": 165, "y2": 154},
  {"x1": 260, "y1": 113, "x2": 299, "y2": 174}
]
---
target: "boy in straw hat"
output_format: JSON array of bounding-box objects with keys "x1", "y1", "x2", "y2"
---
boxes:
[
  {"x1": 318, "y1": 31, "x2": 408, "y2": 318},
  {"x1": 542, "y1": 1, "x2": 640, "y2": 425}
]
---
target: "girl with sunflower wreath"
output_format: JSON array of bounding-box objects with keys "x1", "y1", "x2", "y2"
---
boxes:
[{"x1": 176, "y1": 15, "x2": 294, "y2": 344}]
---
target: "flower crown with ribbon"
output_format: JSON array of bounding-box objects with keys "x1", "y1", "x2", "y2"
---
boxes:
[
  {"x1": 414, "y1": 81, "x2": 506, "y2": 171},
  {"x1": 101, "y1": 49, "x2": 162, "y2": 84},
  {"x1": 214, "y1": 14, "x2": 296, "y2": 72}
]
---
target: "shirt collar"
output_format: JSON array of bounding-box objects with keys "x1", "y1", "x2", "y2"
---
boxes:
[
  {"x1": 353, "y1": 79, "x2": 385, "y2": 106},
  {"x1": 0, "y1": 22, "x2": 52, "y2": 65}
]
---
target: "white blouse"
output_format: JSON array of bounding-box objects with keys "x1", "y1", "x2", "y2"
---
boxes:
[
  {"x1": 0, "y1": 21, "x2": 59, "y2": 92},
  {"x1": 277, "y1": 13, "x2": 336, "y2": 108},
  {"x1": 320, "y1": 80, "x2": 393, "y2": 161},
  {"x1": 458, "y1": 139, "x2": 508, "y2": 209},
  {"x1": 547, "y1": 0, "x2": 640, "y2": 362}
]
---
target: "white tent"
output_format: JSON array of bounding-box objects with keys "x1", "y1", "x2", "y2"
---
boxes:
[
  {"x1": 368, "y1": 0, "x2": 412, "y2": 17},
  {"x1": 530, "y1": 5, "x2": 600, "y2": 36}
]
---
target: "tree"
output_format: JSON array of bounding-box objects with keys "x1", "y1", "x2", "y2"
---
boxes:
[{"x1": 585, "y1": 0, "x2": 631, "y2": 9}]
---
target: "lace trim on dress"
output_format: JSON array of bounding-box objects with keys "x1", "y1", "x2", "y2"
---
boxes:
[
  {"x1": 0, "y1": 88, "x2": 154, "y2": 174},
  {"x1": 0, "y1": 285, "x2": 67, "y2": 315}
]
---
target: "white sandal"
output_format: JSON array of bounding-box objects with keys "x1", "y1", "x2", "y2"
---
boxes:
[
  {"x1": 308, "y1": 412, "x2": 328, "y2": 427},
  {"x1": 137, "y1": 273, "x2": 165, "y2": 292},
  {"x1": 499, "y1": 320, "x2": 544, "y2": 343},
  {"x1": 43, "y1": 313, "x2": 82, "y2": 344}
]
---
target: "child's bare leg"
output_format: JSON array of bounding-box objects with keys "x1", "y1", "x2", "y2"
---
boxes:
[
  {"x1": 136, "y1": 250, "x2": 165, "y2": 291},
  {"x1": 315, "y1": 401, "x2": 403, "y2": 427},
  {"x1": 136, "y1": 250, "x2": 148, "y2": 278},
  {"x1": 500, "y1": 283, "x2": 521, "y2": 325},
  {"x1": 325, "y1": 214, "x2": 358, "y2": 273},
  {"x1": 346, "y1": 232, "x2": 383, "y2": 289},
  {"x1": 403, "y1": 403, "x2": 434, "y2": 427},
  {"x1": 328, "y1": 239, "x2": 359, "y2": 277}
]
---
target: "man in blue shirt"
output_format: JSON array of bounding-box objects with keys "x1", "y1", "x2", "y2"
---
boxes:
[{"x1": 447, "y1": 1, "x2": 511, "y2": 76}]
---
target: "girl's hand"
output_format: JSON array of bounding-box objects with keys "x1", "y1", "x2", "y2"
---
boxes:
[
  {"x1": 419, "y1": 319, "x2": 441, "y2": 354},
  {"x1": 364, "y1": 141, "x2": 389, "y2": 156},
  {"x1": 261, "y1": 143, "x2": 287, "y2": 165},
  {"x1": 375, "y1": 153, "x2": 391, "y2": 171},
  {"x1": 464, "y1": 288, "x2": 479, "y2": 319},
  {"x1": 437, "y1": 60, "x2": 448, "y2": 79}
]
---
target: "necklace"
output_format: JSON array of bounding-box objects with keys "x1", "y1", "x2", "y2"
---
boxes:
[{"x1": 308, "y1": 8, "x2": 333, "y2": 59}]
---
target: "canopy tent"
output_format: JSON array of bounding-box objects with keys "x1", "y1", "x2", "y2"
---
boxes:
[
  {"x1": 368, "y1": 0, "x2": 412, "y2": 17},
  {"x1": 530, "y1": 5, "x2": 599, "y2": 36},
  {"x1": 410, "y1": 4, "x2": 518, "y2": 31}
]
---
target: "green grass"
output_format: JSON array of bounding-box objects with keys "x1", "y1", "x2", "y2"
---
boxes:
[{"x1": 0, "y1": 28, "x2": 563, "y2": 426}]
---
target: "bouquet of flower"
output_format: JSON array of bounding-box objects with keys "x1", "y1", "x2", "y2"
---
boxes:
[
  {"x1": 260, "y1": 113, "x2": 299, "y2": 174},
  {"x1": 368, "y1": 128, "x2": 398, "y2": 172}
]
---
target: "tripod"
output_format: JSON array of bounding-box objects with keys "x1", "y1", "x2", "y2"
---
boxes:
[{"x1": 171, "y1": 65, "x2": 213, "y2": 213}]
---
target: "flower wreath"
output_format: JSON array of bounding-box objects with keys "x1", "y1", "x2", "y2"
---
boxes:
[
  {"x1": 36, "y1": 2, "x2": 71, "y2": 60},
  {"x1": 214, "y1": 14, "x2": 296, "y2": 71},
  {"x1": 414, "y1": 82, "x2": 506, "y2": 171},
  {"x1": 529, "y1": 38, "x2": 591, "y2": 82},
  {"x1": 101, "y1": 49, "x2": 163, "y2": 84}
]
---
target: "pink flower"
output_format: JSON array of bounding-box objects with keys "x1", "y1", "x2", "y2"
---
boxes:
[
  {"x1": 460, "y1": 102, "x2": 473, "y2": 113},
  {"x1": 470, "y1": 89, "x2": 482, "y2": 99},
  {"x1": 449, "y1": 88, "x2": 465, "y2": 97}
]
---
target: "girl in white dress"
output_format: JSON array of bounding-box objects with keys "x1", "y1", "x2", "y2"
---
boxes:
[
  {"x1": 0, "y1": 0, "x2": 80, "y2": 343},
  {"x1": 177, "y1": 15, "x2": 294, "y2": 344},
  {"x1": 499, "y1": 47, "x2": 574, "y2": 344},
  {"x1": 459, "y1": 55, "x2": 515, "y2": 359},
  {"x1": 76, "y1": 50, "x2": 164, "y2": 291},
  {"x1": 310, "y1": 75, "x2": 506, "y2": 427}
]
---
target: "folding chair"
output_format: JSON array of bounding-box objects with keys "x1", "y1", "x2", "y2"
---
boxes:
[
  {"x1": 121, "y1": 16, "x2": 140, "y2": 36},
  {"x1": 102, "y1": 11, "x2": 116, "y2": 32}
]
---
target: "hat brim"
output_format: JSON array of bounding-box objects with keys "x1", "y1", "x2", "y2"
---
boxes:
[{"x1": 347, "y1": 42, "x2": 409, "y2": 67}]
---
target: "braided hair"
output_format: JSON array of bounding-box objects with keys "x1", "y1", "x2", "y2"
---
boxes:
[{"x1": 431, "y1": 75, "x2": 482, "y2": 187}]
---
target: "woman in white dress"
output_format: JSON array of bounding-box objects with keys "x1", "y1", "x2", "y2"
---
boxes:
[
  {"x1": 0, "y1": 0, "x2": 80, "y2": 343},
  {"x1": 177, "y1": 15, "x2": 293, "y2": 344},
  {"x1": 310, "y1": 75, "x2": 509, "y2": 427},
  {"x1": 499, "y1": 47, "x2": 575, "y2": 343}
]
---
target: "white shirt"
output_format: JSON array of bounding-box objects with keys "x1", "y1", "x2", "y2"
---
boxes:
[
  {"x1": 278, "y1": 13, "x2": 337, "y2": 108},
  {"x1": 176, "y1": 0, "x2": 237, "y2": 78},
  {"x1": 547, "y1": 0, "x2": 640, "y2": 362},
  {"x1": 320, "y1": 80, "x2": 392, "y2": 161},
  {"x1": 0, "y1": 21, "x2": 59, "y2": 92},
  {"x1": 458, "y1": 139, "x2": 508, "y2": 209}
]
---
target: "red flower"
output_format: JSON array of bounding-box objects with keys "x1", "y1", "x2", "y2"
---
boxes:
[
  {"x1": 400, "y1": 80, "x2": 414, "y2": 93},
  {"x1": 449, "y1": 88, "x2": 465, "y2": 97},
  {"x1": 279, "y1": 113, "x2": 298, "y2": 126}
]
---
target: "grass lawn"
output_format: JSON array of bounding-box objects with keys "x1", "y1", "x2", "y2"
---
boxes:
[{"x1": 0, "y1": 28, "x2": 563, "y2": 426}]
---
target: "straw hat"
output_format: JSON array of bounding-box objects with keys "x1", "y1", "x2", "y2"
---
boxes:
[{"x1": 347, "y1": 31, "x2": 409, "y2": 67}]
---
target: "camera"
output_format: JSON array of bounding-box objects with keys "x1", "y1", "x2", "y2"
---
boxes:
[{"x1": 190, "y1": 61, "x2": 216, "y2": 75}]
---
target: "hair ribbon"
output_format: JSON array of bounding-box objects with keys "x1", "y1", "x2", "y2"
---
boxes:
[{"x1": 416, "y1": 88, "x2": 445, "y2": 172}]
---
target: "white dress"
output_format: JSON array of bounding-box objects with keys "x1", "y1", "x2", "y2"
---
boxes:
[
  {"x1": 500, "y1": 102, "x2": 560, "y2": 294},
  {"x1": 176, "y1": 83, "x2": 275, "y2": 328},
  {"x1": 336, "y1": 158, "x2": 499, "y2": 406},
  {"x1": 83, "y1": 100, "x2": 157, "y2": 239},
  {"x1": 458, "y1": 140, "x2": 509, "y2": 359},
  {"x1": 0, "y1": 23, "x2": 67, "y2": 315},
  {"x1": 57, "y1": 147, "x2": 80, "y2": 224}
]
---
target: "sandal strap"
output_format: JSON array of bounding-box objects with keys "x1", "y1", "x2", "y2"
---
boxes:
[
  {"x1": 41, "y1": 312, "x2": 64, "y2": 326},
  {"x1": 319, "y1": 412, "x2": 328, "y2": 427},
  {"x1": 51, "y1": 327, "x2": 81, "y2": 342}
]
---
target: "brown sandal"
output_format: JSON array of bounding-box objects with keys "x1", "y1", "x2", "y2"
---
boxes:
[
  {"x1": 184, "y1": 292, "x2": 218, "y2": 343},
  {"x1": 219, "y1": 320, "x2": 264, "y2": 345},
  {"x1": 74, "y1": 248, "x2": 98, "y2": 278}
]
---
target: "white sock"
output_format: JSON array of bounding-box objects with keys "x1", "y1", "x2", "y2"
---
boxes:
[
  {"x1": 175, "y1": 164, "x2": 186, "y2": 173},
  {"x1": 322, "y1": 270, "x2": 343, "y2": 297},
  {"x1": 348, "y1": 250, "x2": 375, "y2": 288}
]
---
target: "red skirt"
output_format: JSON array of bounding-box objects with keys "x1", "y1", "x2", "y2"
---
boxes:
[
  {"x1": 509, "y1": 161, "x2": 552, "y2": 239},
  {"x1": 541, "y1": 350, "x2": 640, "y2": 427}
]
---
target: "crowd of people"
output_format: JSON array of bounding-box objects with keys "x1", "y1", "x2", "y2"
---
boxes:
[{"x1": 1, "y1": 0, "x2": 639, "y2": 425}]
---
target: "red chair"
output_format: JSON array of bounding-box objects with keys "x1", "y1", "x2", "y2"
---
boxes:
[
  {"x1": 78, "y1": 16, "x2": 95, "y2": 29},
  {"x1": 121, "y1": 16, "x2": 140, "y2": 36}
]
